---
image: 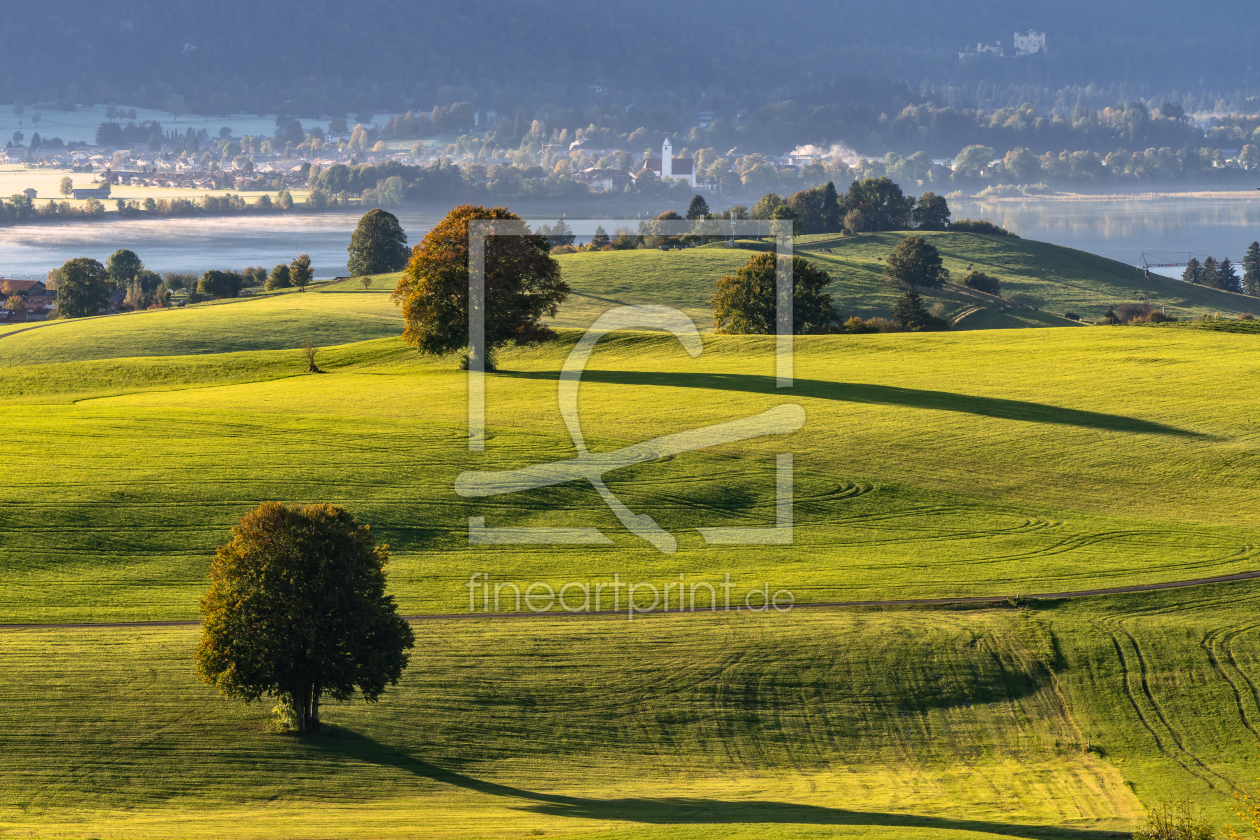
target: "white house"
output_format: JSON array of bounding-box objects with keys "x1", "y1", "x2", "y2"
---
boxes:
[{"x1": 641, "y1": 138, "x2": 697, "y2": 187}]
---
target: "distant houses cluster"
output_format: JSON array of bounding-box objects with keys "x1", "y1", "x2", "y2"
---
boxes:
[{"x1": 0, "y1": 280, "x2": 56, "y2": 324}]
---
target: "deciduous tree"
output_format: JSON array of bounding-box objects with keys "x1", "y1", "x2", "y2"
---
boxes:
[
  {"x1": 960, "y1": 270, "x2": 1000, "y2": 295},
  {"x1": 55, "y1": 257, "x2": 111, "y2": 318},
  {"x1": 884, "y1": 236, "x2": 950, "y2": 289},
  {"x1": 59, "y1": 176, "x2": 73, "y2": 197},
  {"x1": 392, "y1": 204, "x2": 568, "y2": 362},
  {"x1": 347, "y1": 209, "x2": 410, "y2": 277},
  {"x1": 712, "y1": 253, "x2": 838, "y2": 335},
  {"x1": 912, "y1": 192, "x2": 951, "y2": 231},
  {"x1": 290, "y1": 254, "x2": 313, "y2": 291},
  {"x1": 195, "y1": 502, "x2": 414, "y2": 733},
  {"x1": 106, "y1": 248, "x2": 144, "y2": 289}
]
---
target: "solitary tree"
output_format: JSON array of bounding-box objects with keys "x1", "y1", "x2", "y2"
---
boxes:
[
  {"x1": 892, "y1": 287, "x2": 949, "y2": 332},
  {"x1": 195, "y1": 502, "x2": 414, "y2": 733},
  {"x1": 392, "y1": 205, "x2": 568, "y2": 364},
  {"x1": 290, "y1": 254, "x2": 314, "y2": 291},
  {"x1": 1244, "y1": 241, "x2": 1260, "y2": 297},
  {"x1": 712, "y1": 252, "x2": 839, "y2": 335},
  {"x1": 686, "y1": 194, "x2": 710, "y2": 220},
  {"x1": 912, "y1": 192, "x2": 951, "y2": 231},
  {"x1": 106, "y1": 248, "x2": 144, "y2": 289},
  {"x1": 347, "y1": 209, "x2": 410, "y2": 276},
  {"x1": 266, "y1": 264, "x2": 292, "y2": 290},
  {"x1": 884, "y1": 236, "x2": 950, "y2": 289},
  {"x1": 59, "y1": 176, "x2": 73, "y2": 198},
  {"x1": 55, "y1": 257, "x2": 111, "y2": 318}
]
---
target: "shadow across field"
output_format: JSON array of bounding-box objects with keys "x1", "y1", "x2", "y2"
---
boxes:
[
  {"x1": 502, "y1": 369, "x2": 1202, "y2": 439},
  {"x1": 309, "y1": 728, "x2": 1120, "y2": 839}
]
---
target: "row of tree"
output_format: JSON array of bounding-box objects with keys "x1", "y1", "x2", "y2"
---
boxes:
[
  {"x1": 1184, "y1": 244, "x2": 1260, "y2": 296},
  {"x1": 49, "y1": 249, "x2": 317, "y2": 318}
]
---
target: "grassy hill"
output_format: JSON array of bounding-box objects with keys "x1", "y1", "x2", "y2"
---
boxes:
[
  {"x1": 555, "y1": 232, "x2": 1259, "y2": 329},
  {"x1": 3, "y1": 242, "x2": 1260, "y2": 839}
]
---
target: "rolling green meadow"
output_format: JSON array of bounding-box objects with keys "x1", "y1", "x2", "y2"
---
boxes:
[{"x1": 1, "y1": 231, "x2": 1259, "y2": 839}]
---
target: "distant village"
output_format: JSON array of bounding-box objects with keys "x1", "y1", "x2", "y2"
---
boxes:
[{"x1": 0, "y1": 117, "x2": 819, "y2": 199}]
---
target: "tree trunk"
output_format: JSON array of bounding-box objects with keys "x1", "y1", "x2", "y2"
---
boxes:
[{"x1": 311, "y1": 689, "x2": 321, "y2": 730}]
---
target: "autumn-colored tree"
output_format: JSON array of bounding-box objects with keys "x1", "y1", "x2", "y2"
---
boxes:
[
  {"x1": 194, "y1": 502, "x2": 414, "y2": 733},
  {"x1": 884, "y1": 235, "x2": 950, "y2": 289},
  {"x1": 59, "y1": 176, "x2": 73, "y2": 197},
  {"x1": 712, "y1": 252, "x2": 839, "y2": 335},
  {"x1": 391, "y1": 204, "x2": 568, "y2": 363},
  {"x1": 4, "y1": 295, "x2": 22, "y2": 311}
]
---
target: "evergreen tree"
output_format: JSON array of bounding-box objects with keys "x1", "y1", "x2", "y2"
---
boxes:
[
  {"x1": 1198, "y1": 257, "x2": 1218, "y2": 288},
  {"x1": 818, "y1": 181, "x2": 842, "y2": 232},
  {"x1": 1181, "y1": 257, "x2": 1201, "y2": 284},
  {"x1": 546, "y1": 218, "x2": 575, "y2": 247},
  {"x1": 1215, "y1": 257, "x2": 1242, "y2": 293},
  {"x1": 590, "y1": 225, "x2": 610, "y2": 248},
  {"x1": 1243, "y1": 242, "x2": 1260, "y2": 297},
  {"x1": 686, "y1": 194, "x2": 710, "y2": 220},
  {"x1": 891, "y1": 286, "x2": 949, "y2": 332}
]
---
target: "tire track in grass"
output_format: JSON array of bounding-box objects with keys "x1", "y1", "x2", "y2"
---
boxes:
[
  {"x1": 1103, "y1": 624, "x2": 1218, "y2": 790},
  {"x1": 1217, "y1": 622, "x2": 1260, "y2": 742},
  {"x1": 1203, "y1": 624, "x2": 1260, "y2": 743},
  {"x1": 1117, "y1": 624, "x2": 1234, "y2": 789}
]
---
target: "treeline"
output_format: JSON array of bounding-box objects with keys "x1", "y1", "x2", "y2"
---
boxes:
[{"x1": 0, "y1": 193, "x2": 106, "y2": 223}]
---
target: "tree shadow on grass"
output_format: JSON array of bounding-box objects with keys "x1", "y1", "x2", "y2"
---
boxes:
[
  {"x1": 307, "y1": 728, "x2": 1124, "y2": 840},
  {"x1": 500, "y1": 369, "x2": 1203, "y2": 439}
]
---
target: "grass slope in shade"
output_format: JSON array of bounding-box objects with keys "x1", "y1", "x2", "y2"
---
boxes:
[
  {"x1": 0, "y1": 608, "x2": 1146, "y2": 839},
  {"x1": 3, "y1": 327, "x2": 1260, "y2": 621}
]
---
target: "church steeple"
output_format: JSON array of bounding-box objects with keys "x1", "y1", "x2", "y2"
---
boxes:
[{"x1": 661, "y1": 137, "x2": 672, "y2": 180}]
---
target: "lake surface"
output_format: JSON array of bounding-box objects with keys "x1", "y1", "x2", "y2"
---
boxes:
[
  {"x1": 951, "y1": 193, "x2": 1260, "y2": 277},
  {"x1": 2, "y1": 194, "x2": 1259, "y2": 281}
]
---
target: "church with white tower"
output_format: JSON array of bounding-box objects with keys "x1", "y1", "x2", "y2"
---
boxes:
[{"x1": 640, "y1": 138, "x2": 696, "y2": 187}]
